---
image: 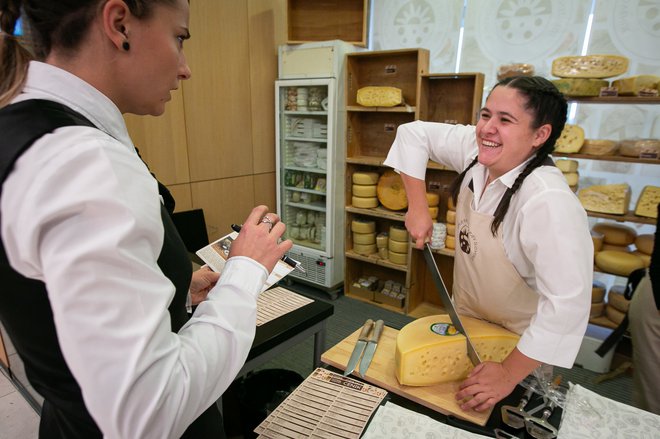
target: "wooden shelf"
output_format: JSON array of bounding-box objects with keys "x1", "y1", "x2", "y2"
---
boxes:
[
  {"x1": 567, "y1": 96, "x2": 660, "y2": 104},
  {"x1": 344, "y1": 292, "x2": 406, "y2": 314},
  {"x1": 345, "y1": 250, "x2": 409, "y2": 272},
  {"x1": 346, "y1": 157, "x2": 452, "y2": 171},
  {"x1": 553, "y1": 152, "x2": 660, "y2": 165},
  {"x1": 345, "y1": 206, "x2": 406, "y2": 221},
  {"x1": 585, "y1": 210, "x2": 656, "y2": 225},
  {"x1": 347, "y1": 105, "x2": 416, "y2": 113}
]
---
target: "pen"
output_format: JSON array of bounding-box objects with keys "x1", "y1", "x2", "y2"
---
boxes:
[{"x1": 231, "y1": 224, "x2": 306, "y2": 273}]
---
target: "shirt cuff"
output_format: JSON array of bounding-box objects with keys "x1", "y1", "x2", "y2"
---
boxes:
[
  {"x1": 518, "y1": 327, "x2": 585, "y2": 368},
  {"x1": 209, "y1": 256, "x2": 269, "y2": 299}
]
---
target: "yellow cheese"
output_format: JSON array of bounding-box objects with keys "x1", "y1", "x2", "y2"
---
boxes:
[
  {"x1": 445, "y1": 235, "x2": 455, "y2": 249},
  {"x1": 352, "y1": 196, "x2": 379, "y2": 208},
  {"x1": 635, "y1": 186, "x2": 660, "y2": 219},
  {"x1": 592, "y1": 281, "x2": 606, "y2": 303},
  {"x1": 351, "y1": 219, "x2": 376, "y2": 234},
  {"x1": 395, "y1": 315, "x2": 519, "y2": 386},
  {"x1": 635, "y1": 234, "x2": 654, "y2": 255},
  {"x1": 447, "y1": 197, "x2": 456, "y2": 210},
  {"x1": 555, "y1": 159, "x2": 579, "y2": 173},
  {"x1": 551, "y1": 78, "x2": 609, "y2": 97},
  {"x1": 352, "y1": 184, "x2": 377, "y2": 197},
  {"x1": 563, "y1": 171, "x2": 579, "y2": 186},
  {"x1": 376, "y1": 232, "x2": 389, "y2": 249},
  {"x1": 446, "y1": 223, "x2": 455, "y2": 237},
  {"x1": 353, "y1": 232, "x2": 376, "y2": 245},
  {"x1": 578, "y1": 183, "x2": 631, "y2": 215},
  {"x1": 356, "y1": 86, "x2": 404, "y2": 107},
  {"x1": 591, "y1": 230, "x2": 605, "y2": 253},
  {"x1": 632, "y1": 251, "x2": 651, "y2": 267},
  {"x1": 428, "y1": 206, "x2": 439, "y2": 219},
  {"x1": 426, "y1": 192, "x2": 440, "y2": 207},
  {"x1": 590, "y1": 302, "x2": 605, "y2": 318},
  {"x1": 551, "y1": 55, "x2": 629, "y2": 79},
  {"x1": 618, "y1": 139, "x2": 660, "y2": 158},
  {"x1": 388, "y1": 250, "x2": 408, "y2": 265},
  {"x1": 554, "y1": 124, "x2": 585, "y2": 153},
  {"x1": 389, "y1": 225, "x2": 409, "y2": 242},
  {"x1": 607, "y1": 287, "x2": 630, "y2": 313},
  {"x1": 592, "y1": 222, "x2": 637, "y2": 246},
  {"x1": 388, "y1": 238, "x2": 409, "y2": 253},
  {"x1": 352, "y1": 172, "x2": 379, "y2": 185},
  {"x1": 601, "y1": 243, "x2": 631, "y2": 252},
  {"x1": 612, "y1": 75, "x2": 660, "y2": 96},
  {"x1": 353, "y1": 242, "x2": 377, "y2": 255},
  {"x1": 595, "y1": 250, "x2": 646, "y2": 277},
  {"x1": 378, "y1": 247, "x2": 388, "y2": 259},
  {"x1": 605, "y1": 305, "x2": 626, "y2": 325},
  {"x1": 580, "y1": 139, "x2": 618, "y2": 156},
  {"x1": 446, "y1": 210, "x2": 456, "y2": 224},
  {"x1": 377, "y1": 170, "x2": 408, "y2": 211}
]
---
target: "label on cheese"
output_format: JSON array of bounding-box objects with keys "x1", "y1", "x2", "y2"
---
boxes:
[
  {"x1": 551, "y1": 55, "x2": 629, "y2": 79},
  {"x1": 554, "y1": 124, "x2": 585, "y2": 153},
  {"x1": 395, "y1": 315, "x2": 519, "y2": 386},
  {"x1": 635, "y1": 186, "x2": 660, "y2": 219},
  {"x1": 612, "y1": 75, "x2": 660, "y2": 96},
  {"x1": 578, "y1": 183, "x2": 631, "y2": 215}
]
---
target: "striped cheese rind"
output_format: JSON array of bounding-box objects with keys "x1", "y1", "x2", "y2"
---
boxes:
[
  {"x1": 551, "y1": 55, "x2": 629, "y2": 79},
  {"x1": 578, "y1": 183, "x2": 631, "y2": 215},
  {"x1": 635, "y1": 186, "x2": 660, "y2": 219}
]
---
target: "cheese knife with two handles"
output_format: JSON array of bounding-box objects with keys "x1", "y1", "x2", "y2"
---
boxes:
[{"x1": 343, "y1": 319, "x2": 385, "y2": 377}]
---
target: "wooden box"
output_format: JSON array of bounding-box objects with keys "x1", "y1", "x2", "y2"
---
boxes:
[
  {"x1": 419, "y1": 73, "x2": 485, "y2": 125},
  {"x1": 287, "y1": 0, "x2": 370, "y2": 47}
]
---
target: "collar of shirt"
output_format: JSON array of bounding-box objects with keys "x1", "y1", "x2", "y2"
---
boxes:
[{"x1": 469, "y1": 155, "x2": 535, "y2": 212}]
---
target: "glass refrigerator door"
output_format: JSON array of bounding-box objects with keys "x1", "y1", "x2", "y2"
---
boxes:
[{"x1": 277, "y1": 80, "x2": 333, "y2": 254}]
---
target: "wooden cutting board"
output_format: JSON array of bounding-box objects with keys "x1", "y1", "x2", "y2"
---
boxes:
[{"x1": 321, "y1": 325, "x2": 492, "y2": 426}]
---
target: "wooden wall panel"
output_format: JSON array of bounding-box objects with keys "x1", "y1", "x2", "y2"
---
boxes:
[
  {"x1": 167, "y1": 183, "x2": 193, "y2": 212},
  {"x1": 253, "y1": 172, "x2": 277, "y2": 211},
  {"x1": 191, "y1": 176, "x2": 256, "y2": 243},
  {"x1": 184, "y1": 2, "x2": 254, "y2": 182},
  {"x1": 124, "y1": 89, "x2": 189, "y2": 185}
]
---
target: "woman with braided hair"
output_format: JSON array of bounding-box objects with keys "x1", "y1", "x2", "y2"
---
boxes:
[{"x1": 384, "y1": 76, "x2": 592, "y2": 411}]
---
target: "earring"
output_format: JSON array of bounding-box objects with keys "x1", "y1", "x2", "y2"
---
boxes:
[{"x1": 122, "y1": 41, "x2": 130, "y2": 51}]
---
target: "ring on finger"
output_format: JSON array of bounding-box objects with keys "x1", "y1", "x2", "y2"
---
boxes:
[{"x1": 261, "y1": 215, "x2": 274, "y2": 230}]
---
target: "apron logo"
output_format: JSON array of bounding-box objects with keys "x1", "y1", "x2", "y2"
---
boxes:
[
  {"x1": 430, "y1": 322, "x2": 460, "y2": 336},
  {"x1": 458, "y1": 220, "x2": 478, "y2": 259}
]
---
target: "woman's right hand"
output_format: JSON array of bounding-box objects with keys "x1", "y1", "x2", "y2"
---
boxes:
[
  {"x1": 228, "y1": 205, "x2": 292, "y2": 272},
  {"x1": 405, "y1": 207, "x2": 433, "y2": 249}
]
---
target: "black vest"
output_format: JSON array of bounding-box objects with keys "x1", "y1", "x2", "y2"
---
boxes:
[{"x1": 0, "y1": 100, "x2": 223, "y2": 438}]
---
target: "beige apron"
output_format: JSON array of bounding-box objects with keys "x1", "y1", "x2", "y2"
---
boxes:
[{"x1": 452, "y1": 182, "x2": 538, "y2": 335}]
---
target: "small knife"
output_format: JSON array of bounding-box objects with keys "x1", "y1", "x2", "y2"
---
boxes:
[
  {"x1": 358, "y1": 319, "x2": 384, "y2": 378},
  {"x1": 343, "y1": 319, "x2": 374, "y2": 376}
]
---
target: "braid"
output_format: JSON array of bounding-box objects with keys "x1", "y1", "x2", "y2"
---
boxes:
[
  {"x1": 450, "y1": 156, "x2": 479, "y2": 207},
  {"x1": 1, "y1": 0, "x2": 32, "y2": 107}
]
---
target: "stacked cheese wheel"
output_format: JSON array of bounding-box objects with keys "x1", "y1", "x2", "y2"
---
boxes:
[
  {"x1": 444, "y1": 196, "x2": 456, "y2": 250},
  {"x1": 352, "y1": 172, "x2": 379, "y2": 208},
  {"x1": 426, "y1": 191, "x2": 440, "y2": 220},
  {"x1": 555, "y1": 159, "x2": 579, "y2": 192},
  {"x1": 590, "y1": 280, "x2": 606, "y2": 320},
  {"x1": 603, "y1": 285, "x2": 630, "y2": 328},
  {"x1": 351, "y1": 218, "x2": 377, "y2": 256},
  {"x1": 388, "y1": 225, "x2": 409, "y2": 265},
  {"x1": 592, "y1": 222, "x2": 651, "y2": 276},
  {"x1": 550, "y1": 55, "x2": 629, "y2": 98}
]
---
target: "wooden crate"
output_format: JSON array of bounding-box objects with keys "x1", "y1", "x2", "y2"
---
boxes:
[
  {"x1": 347, "y1": 111, "x2": 415, "y2": 159},
  {"x1": 419, "y1": 73, "x2": 485, "y2": 124},
  {"x1": 287, "y1": 0, "x2": 369, "y2": 47}
]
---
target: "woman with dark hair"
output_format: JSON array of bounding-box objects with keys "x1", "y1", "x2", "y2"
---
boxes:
[
  {"x1": 0, "y1": 1, "x2": 291, "y2": 437},
  {"x1": 384, "y1": 76, "x2": 592, "y2": 411}
]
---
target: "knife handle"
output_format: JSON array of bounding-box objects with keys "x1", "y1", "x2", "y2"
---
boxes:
[
  {"x1": 358, "y1": 319, "x2": 374, "y2": 342},
  {"x1": 368, "y1": 320, "x2": 385, "y2": 343}
]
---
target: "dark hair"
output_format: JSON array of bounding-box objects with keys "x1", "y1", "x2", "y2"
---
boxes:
[
  {"x1": 0, "y1": 0, "x2": 177, "y2": 106},
  {"x1": 450, "y1": 76, "x2": 568, "y2": 235}
]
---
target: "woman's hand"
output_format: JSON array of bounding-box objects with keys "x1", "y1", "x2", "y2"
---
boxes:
[
  {"x1": 228, "y1": 205, "x2": 293, "y2": 273},
  {"x1": 455, "y1": 362, "x2": 517, "y2": 412},
  {"x1": 405, "y1": 207, "x2": 433, "y2": 249},
  {"x1": 189, "y1": 266, "x2": 220, "y2": 305}
]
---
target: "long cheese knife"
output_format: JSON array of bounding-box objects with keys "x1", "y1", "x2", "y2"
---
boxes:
[
  {"x1": 423, "y1": 243, "x2": 482, "y2": 366},
  {"x1": 343, "y1": 319, "x2": 374, "y2": 376},
  {"x1": 358, "y1": 319, "x2": 384, "y2": 378}
]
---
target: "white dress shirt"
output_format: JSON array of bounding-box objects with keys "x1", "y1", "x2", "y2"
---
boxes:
[
  {"x1": 384, "y1": 120, "x2": 593, "y2": 367},
  {"x1": 2, "y1": 61, "x2": 269, "y2": 438}
]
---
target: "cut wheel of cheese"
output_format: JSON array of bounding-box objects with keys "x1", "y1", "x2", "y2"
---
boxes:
[
  {"x1": 605, "y1": 305, "x2": 626, "y2": 325},
  {"x1": 554, "y1": 124, "x2": 585, "y2": 153},
  {"x1": 590, "y1": 302, "x2": 605, "y2": 318},
  {"x1": 592, "y1": 281, "x2": 606, "y2": 303},
  {"x1": 581, "y1": 139, "x2": 618, "y2": 156},
  {"x1": 555, "y1": 159, "x2": 579, "y2": 173},
  {"x1": 353, "y1": 242, "x2": 377, "y2": 255},
  {"x1": 612, "y1": 75, "x2": 660, "y2": 96},
  {"x1": 377, "y1": 170, "x2": 408, "y2": 211},
  {"x1": 551, "y1": 55, "x2": 629, "y2": 79},
  {"x1": 351, "y1": 219, "x2": 376, "y2": 234},
  {"x1": 618, "y1": 139, "x2": 660, "y2": 158},
  {"x1": 607, "y1": 288, "x2": 630, "y2": 313},
  {"x1": 352, "y1": 184, "x2": 377, "y2": 197},
  {"x1": 632, "y1": 251, "x2": 651, "y2": 268},
  {"x1": 592, "y1": 222, "x2": 637, "y2": 246},
  {"x1": 388, "y1": 250, "x2": 408, "y2": 265},
  {"x1": 352, "y1": 196, "x2": 378, "y2": 208},
  {"x1": 389, "y1": 225, "x2": 409, "y2": 242},
  {"x1": 428, "y1": 206, "x2": 439, "y2": 219},
  {"x1": 352, "y1": 172, "x2": 379, "y2": 185},
  {"x1": 447, "y1": 197, "x2": 456, "y2": 210},
  {"x1": 445, "y1": 235, "x2": 455, "y2": 250},
  {"x1": 591, "y1": 230, "x2": 604, "y2": 253},
  {"x1": 635, "y1": 234, "x2": 654, "y2": 255},
  {"x1": 388, "y1": 238, "x2": 409, "y2": 253},
  {"x1": 446, "y1": 210, "x2": 456, "y2": 224},
  {"x1": 635, "y1": 186, "x2": 660, "y2": 219},
  {"x1": 563, "y1": 171, "x2": 579, "y2": 186},
  {"x1": 601, "y1": 243, "x2": 631, "y2": 252},
  {"x1": 356, "y1": 86, "x2": 403, "y2": 107},
  {"x1": 395, "y1": 314, "x2": 519, "y2": 386},
  {"x1": 551, "y1": 78, "x2": 609, "y2": 97},
  {"x1": 446, "y1": 223, "x2": 455, "y2": 237},
  {"x1": 353, "y1": 232, "x2": 376, "y2": 245},
  {"x1": 595, "y1": 250, "x2": 646, "y2": 277},
  {"x1": 426, "y1": 192, "x2": 440, "y2": 207},
  {"x1": 376, "y1": 232, "x2": 389, "y2": 249},
  {"x1": 578, "y1": 184, "x2": 631, "y2": 215}
]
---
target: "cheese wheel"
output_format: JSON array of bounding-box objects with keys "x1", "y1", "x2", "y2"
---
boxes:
[
  {"x1": 389, "y1": 225, "x2": 408, "y2": 242},
  {"x1": 592, "y1": 281, "x2": 606, "y2": 303},
  {"x1": 551, "y1": 78, "x2": 609, "y2": 97},
  {"x1": 357, "y1": 86, "x2": 403, "y2": 107},
  {"x1": 428, "y1": 206, "x2": 439, "y2": 219},
  {"x1": 352, "y1": 172, "x2": 379, "y2": 185},
  {"x1": 352, "y1": 196, "x2": 378, "y2": 208},
  {"x1": 388, "y1": 250, "x2": 408, "y2": 265},
  {"x1": 426, "y1": 192, "x2": 440, "y2": 207},
  {"x1": 376, "y1": 232, "x2": 389, "y2": 249},
  {"x1": 601, "y1": 243, "x2": 631, "y2": 252},
  {"x1": 592, "y1": 223, "x2": 637, "y2": 246},
  {"x1": 388, "y1": 238, "x2": 409, "y2": 253},
  {"x1": 635, "y1": 234, "x2": 654, "y2": 255},
  {"x1": 555, "y1": 159, "x2": 579, "y2": 173},
  {"x1": 605, "y1": 305, "x2": 626, "y2": 325},
  {"x1": 595, "y1": 251, "x2": 646, "y2": 277},
  {"x1": 395, "y1": 314, "x2": 519, "y2": 385},
  {"x1": 353, "y1": 243, "x2": 377, "y2": 255},
  {"x1": 618, "y1": 139, "x2": 660, "y2": 158},
  {"x1": 635, "y1": 186, "x2": 660, "y2": 219},
  {"x1": 551, "y1": 55, "x2": 629, "y2": 79},
  {"x1": 590, "y1": 302, "x2": 605, "y2": 318},
  {"x1": 351, "y1": 219, "x2": 376, "y2": 234},
  {"x1": 555, "y1": 124, "x2": 585, "y2": 153},
  {"x1": 563, "y1": 171, "x2": 579, "y2": 186},
  {"x1": 581, "y1": 139, "x2": 618, "y2": 156},
  {"x1": 447, "y1": 197, "x2": 456, "y2": 210},
  {"x1": 578, "y1": 184, "x2": 631, "y2": 215},
  {"x1": 353, "y1": 232, "x2": 376, "y2": 245},
  {"x1": 612, "y1": 75, "x2": 660, "y2": 96},
  {"x1": 591, "y1": 230, "x2": 605, "y2": 253},
  {"x1": 446, "y1": 223, "x2": 455, "y2": 237},
  {"x1": 352, "y1": 184, "x2": 377, "y2": 197},
  {"x1": 446, "y1": 210, "x2": 456, "y2": 224},
  {"x1": 445, "y1": 235, "x2": 455, "y2": 250},
  {"x1": 607, "y1": 287, "x2": 630, "y2": 313},
  {"x1": 632, "y1": 251, "x2": 651, "y2": 268},
  {"x1": 377, "y1": 170, "x2": 408, "y2": 211}
]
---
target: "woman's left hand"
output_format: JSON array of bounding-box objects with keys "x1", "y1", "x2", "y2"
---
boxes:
[
  {"x1": 455, "y1": 362, "x2": 517, "y2": 412},
  {"x1": 189, "y1": 266, "x2": 220, "y2": 306}
]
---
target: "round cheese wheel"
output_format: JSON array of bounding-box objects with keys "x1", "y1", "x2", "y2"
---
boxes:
[
  {"x1": 352, "y1": 196, "x2": 378, "y2": 208},
  {"x1": 388, "y1": 239, "x2": 409, "y2": 253},
  {"x1": 592, "y1": 223, "x2": 637, "y2": 246},
  {"x1": 607, "y1": 287, "x2": 630, "y2": 313},
  {"x1": 353, "y1": 232, "x2": 376, "y2": 245},
  {"x1": 376, "y1": 233, "x2": 389, "y2": 249},
  {"x1": 389, "y1": 225, "x2": 409, "y2": 242},
  {"x1": 563, "y1": 171, "x2": 579, "y2": 186},
  {"x1": 352, "y1": 171, "x2": 379, "y2": 185},
  {"x1": 595, "y1": 251, "x2": 646, "y2": 277},
  {"x1": 351, "y1": 219, "x2": 376, "y2": 234},
  {"x1": 388, "y1": 250, "x2": 407, "y2": 265},
  {"x1": 590, "y1": 302, "x2": 605, "y2": 318},
  {"x1": 605, "y1": 305, "x2": 626, "y2": 325},
  {"x1": 632, "y1": 251, "x2": 651, "y2": 267},
  {"x1": 601, "y1": 243, "x2": 631, "y2": 252},
  {"x1": 591, "y1": 230, "x2": 604, "y2": 253},
  {"x1": 592, "y1": 281, "x2": 606, "y2": 303},
  {"x1": 352, "y1": 184, "x2": 377, "y2": 197},
  {"x1": 555, "y1": 159, "x2": 579, "y2": 173},
  {"x1": 446, "y1": 210, "x2": 456, "y2": 224},
  {"x1": 377, "y1": 170, "x2": 408, "y2": 210},
  {"x1": 445, "y1": 235, "x2": 455, "y2": 250},
  {"x1": 447, "y1": 197, "x2": 456, "y2": 210},
  {"x1": 426, "y1": 192, "x2": 440, "y2": 207},
  {"x1": 353, "y1": 243, "x2": 377, "y2": 255},
  {"x1": 428, "y1": 206, "x2": 439, "y2": 219},
  {"x1": 635, "y1": 234, "x2": 654, "y2": 255},
  {"x1": 446, "y1": 223, "x2": 455, "y2": 237}
]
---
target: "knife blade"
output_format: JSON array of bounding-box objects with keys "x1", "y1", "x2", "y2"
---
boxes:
[
  {"x1": 358, "y1": 319, "x2": 384, "y2": 378},
  {"x1": 423, "y1": 243, "x2": 482, "y2": 366},
  {"x1": 343, "y1": 319, "x2": 374, "y2": 376}
]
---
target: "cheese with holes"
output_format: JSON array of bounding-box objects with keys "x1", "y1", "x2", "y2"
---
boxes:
[
  {"x1": 357, "y1": 86, "x2": 404, "y2": 107},
  {"x1": 592, "y1": 222, "x2": 637, "y2": 246},
  {"x1": 618, "y1": 139, "x2": 660, "y2": 158},
  {"x1": 595, "y1": 250, "x2": 645, "y2": 276},
  {"x1": 578, "y1": 184, "x2": 631, "y2": 215},
  {"x1": 552, "y1": 78, "x2": 608, "y2": 97},
  {"x1": 581, "y1": 139, "x2": 618, "y2": 156},
  {"x1": 352, "y1": 172, "x2": 379, "y2": 185},
  {"x1": 352, "y1": 196, "x2": 378, "y2": 208},
  {"x1": 592, "y1": 281, "x2": 606, "y2": 303},
  {"x1": 612, "y1": 75, "x2": 660, "y2": 96},
  {"x1": 351, "y1": 219, "x2": 376, "y2": 234},
  {"x1": 352, "y1": 184, "x2": 377, "y2": 197},
  {"x1": 377, "y1": 170, "x2": 408, "y2": 210},
  {"x1": 635, "y1": 186, "x2": 660, "y2": 219},
  {"x1": 551, "y1": 55, "x2": 629, "y2": 79},
  {"x1": 555, "y1": 159, "x2": 579, "y2": 173},
  {"x1": 555, "y1": 124, "x2": 585, "y2": 153},
  {"x1": 395, "y1": 315, "x2": 519, "y2": 386},
  {"x1": 635, "y1": 234, "x2": 654, "y2": 255}
]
